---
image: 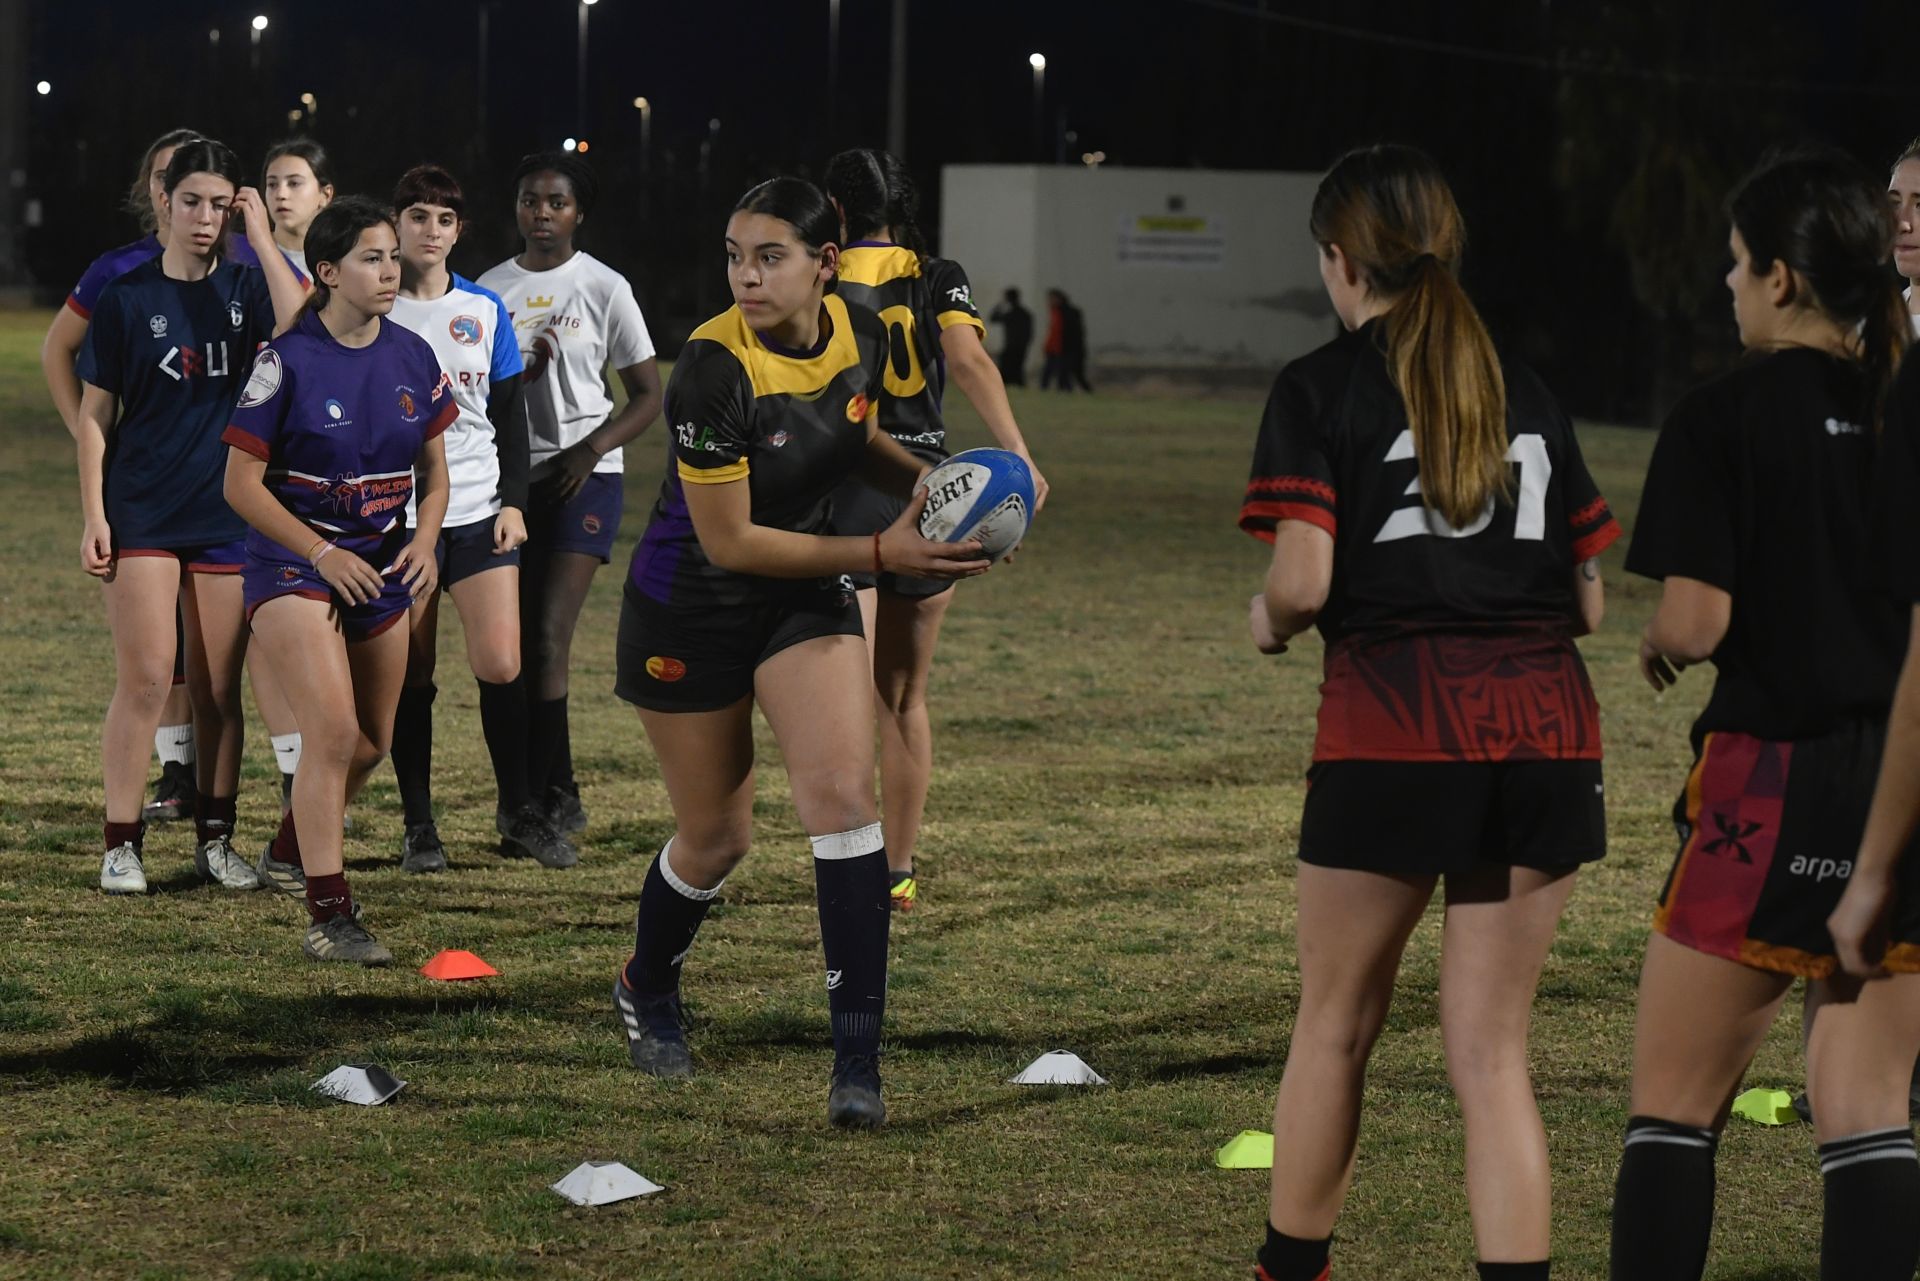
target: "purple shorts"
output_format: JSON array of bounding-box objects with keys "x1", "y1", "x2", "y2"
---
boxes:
[
  {"x1": 243, "y1": 532, "x2": 413, "y2": 642},
  {"x1": 529, "y1": 471, "x2": 623, "y2": 562},
  {"x1": 115, "y1": 537, "x2": 246, "y2": 574}
]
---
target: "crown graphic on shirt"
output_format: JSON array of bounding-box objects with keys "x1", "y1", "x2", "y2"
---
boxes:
[{"x1": 527, "y1": 294, "x2": 554, "y2": 309}]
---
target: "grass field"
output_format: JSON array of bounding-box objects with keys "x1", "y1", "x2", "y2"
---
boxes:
[{"x1": 0, "y1": 306, "x2": 1828, "y2": 1281}]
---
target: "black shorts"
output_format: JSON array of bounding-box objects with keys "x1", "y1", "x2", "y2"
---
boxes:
[
  {"x1": 613, "y1": 580, "x2": 865, "y2": 712},
  {"x1": 1299, "y1": 758, "x2": 1607, "y2": 875},
  {"x1": 1656, "y1": 721, "x2": 1920, "y2": 978},
  {"x1": 433, "y1": 517, "x2": 520, "y2": 589},
  {"x1": 830, "y1": 476, "x2": 953, "y2": 599},
  {"x1": 528, "y1": 472, "x2": 623, "y2": 563}
]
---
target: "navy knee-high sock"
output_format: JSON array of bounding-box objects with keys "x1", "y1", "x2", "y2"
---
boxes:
[
  {"x1": 1820, "y1": 1128, "x2": 1920, "y2": 1280},
  {"x1": 391, "y1": 683, "x2": 436, "y2": 827},
  {"x1": 476, "y1": 676, "x2": 532, "y2": 814},
  {"x1": 1609, "y1": 1116, "x2": 1718, "y2": 1281},
  {"x1": 812, "y1": 824, "x2": 890, "y2": 1063},
  {"x1": 624, "y1": 841, "x2": 720, "y2": 997}
]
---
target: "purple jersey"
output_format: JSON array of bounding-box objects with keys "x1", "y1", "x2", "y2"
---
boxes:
[
  {"x1": 66, "y1": 236, "x2": 161, "y2": 319},
  {"x1": 223, "y1": 310, "x2": 454, "y2": 570}
]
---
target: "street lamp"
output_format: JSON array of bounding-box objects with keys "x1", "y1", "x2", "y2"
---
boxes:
[
  {"x1": 35, "y1": 80, "x2": 50, "y2": 96},
  {"x1": 632, "y1": 97, "x2": 652, "y2": 177},
  {"x1": 576, "y1": 1, "x2": 594, "y2": 140},
  {"x1": 563, "y1": 137, "x2": 578, "y2": 152},
  {"x1": 250, "y1": 14, "x2": 268, "y2": 73},
  {"x1": 1029, "y1": 54, "x2": 1047, "y2": 163}
]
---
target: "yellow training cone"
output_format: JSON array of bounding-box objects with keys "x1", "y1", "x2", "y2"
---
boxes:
[
  {"x1": 1731, "y1": 1087, "x2": 1797, "y2": 1126},
  {"x1": 1214, "y1": 1130, "x2": 1275, "y2": 1169}
]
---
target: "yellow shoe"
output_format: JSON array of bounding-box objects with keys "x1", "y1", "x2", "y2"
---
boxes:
[{"x1": 888, "y1": 870, "x2": 917, "y2": 913}]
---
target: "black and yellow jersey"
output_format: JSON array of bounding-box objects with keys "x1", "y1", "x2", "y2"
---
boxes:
[
  {"x1": 628, "y1": 294, "x2": 888, "y2": 609},
  {"x1": 836, "y1": 242, "x2": 985, "y2": 462}
]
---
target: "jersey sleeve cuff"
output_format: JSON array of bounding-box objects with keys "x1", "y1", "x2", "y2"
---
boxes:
[
  {"x1": 64, "y1": 294, "x2": 91, "y2": 319},
  {"x1": 1239, "y1": 499, "x2": 1337, "y2": 542},
  {"x1": 677, "y1": 457, "x2": 750, "y2": 485},
  {"x1": 424, "y1": 397, "x2": 457, "y2": 441},
  {"x1": 937, "y1": 311, "x2": 987, "y2": 334},
  {"x1": 1570, "y1": 517, "x2": 1623, "y2": 562},
  {"x1": 222, "y1": 425, "x2": 272, "y2": 460}
]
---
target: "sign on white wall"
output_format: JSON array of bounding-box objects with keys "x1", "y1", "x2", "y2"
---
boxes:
[{"x1": 1116, "y1": 214, "x2": 1226, "y2": 269}]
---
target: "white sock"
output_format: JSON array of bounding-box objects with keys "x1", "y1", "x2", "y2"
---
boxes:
[
  {"x1": 155, "y1": 722, "x2": 195, "y2": 766},
  {"x1": 271, "y1": 733, "x2": 302, "y2": 777}
]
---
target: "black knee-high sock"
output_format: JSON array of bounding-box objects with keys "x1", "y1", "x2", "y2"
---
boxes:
[
  {"x1": 1610, "y1": 1116, "x2": 1718, "y2": 1281},
  {"x1": 1477, "y1": 1263, "x2": 1549, "y2": 1281},
  {"x1": 476, "y1": 676, "x2": 532, "y2": 814},
  {"x1": 812, "y1": 825, "x2": 890, "y2": 1063},
  {"x1": 1820, "y1": 1128, "x2": 1920, "y2": 1280},
  {"x1": 529, "y1": 695, "x2": 567, "y2": 797},
  {"x1": 624, "y1": 842, "x2": 719, "y2": 996},
  {"x1": 390, "y1": 684, "x2": 436, "y2": 827},
  {"x1": 1256, "y1": 1224, "x2": 1330, "y2": 1281},
  {"x1": 550, "y1": 694, "x2": 576, "y2": 795}
]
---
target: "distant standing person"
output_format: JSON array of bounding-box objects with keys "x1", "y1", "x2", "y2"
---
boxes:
[
  {"x1": 477, "y1": 152, "x2": 663, "y2": 840},
  {"x1": 1893, "y1": 135, "x2": 1920, "y2": 334},
  {"x1": 988, "y1": 287, "x2": 1032, "y2": 385},
  {"x1": 1061, "y1": 291, "x2": 1093, "y2": 391},
  {"x1": 1040, "y1": 289, "x2": 1066, "y2": 389}
]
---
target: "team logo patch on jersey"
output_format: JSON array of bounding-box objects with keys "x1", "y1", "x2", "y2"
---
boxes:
[
  {"x1": 148, "y1": 314, "x2": 168, "y2": 337},
  {"x1": 769, "y1": 430, "x2": 790, "y2": 448},
  {"x1": 845, "y1": 393, "x2": 871, "y2": 423},
  {"x1": 324, "y1": 399, "x2": 346, "y2": 423},
  {"x1": 236, "y1": 348, "x2": 283, "y2": 408},
  {"x1": 228, "y1": 301, "x2": 245, "y2": 330},
  {"x1": 527, "y1": 294, "x2": 554, "y2": 310},
  {"x1": 396, "y1": 385, "x2": 420, "y2": 422},
  {"x1": 449, "y1": 315, "x2": 483, "y2": 346},
  {"x1": 581, "y1": 513, "x2": 602, "y2": 536},
  {"x1": 645, "y1": 656, "x2": 686, "y2": 683},
  {"x1": 279, "y1": 566, "x2": 302, "y2": 583}
]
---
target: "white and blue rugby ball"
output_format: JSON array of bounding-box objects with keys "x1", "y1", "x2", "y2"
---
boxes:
[{"x1": 917, "y1": 448, "x2": 1036, "y2": 560}]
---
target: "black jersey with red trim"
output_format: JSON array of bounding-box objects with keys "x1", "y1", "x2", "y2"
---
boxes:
[
  {"x1": 1240, "y1": 320, "x2": 1620, "y2": 763},
  {"x1": 834, "y1": 243, "x2": 984, "y2": 462},
  {"x1": 1628, "y1": 348, "x2": 1908, "y2": 747},
  {"x1": 628, "y1": 294, "x2": 888, "y2": 610}
]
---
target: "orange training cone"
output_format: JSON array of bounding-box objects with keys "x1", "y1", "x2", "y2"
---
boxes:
[{"x1": 420, "y1": 949, "x2": 500, "y2": 981}]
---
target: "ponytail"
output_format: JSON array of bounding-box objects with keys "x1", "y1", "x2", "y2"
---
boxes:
[
  {"x1": 824, "y1": 148, "x2": 927, "y2": 260},
  {"x1": 1312, "y1": 145, "x2": 1508, "y2": 529}
]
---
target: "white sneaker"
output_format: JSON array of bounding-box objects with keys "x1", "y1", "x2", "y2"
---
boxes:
[
  {"x1": 195, "y1": 834, "x2": 261, "y2": 890},
  {"x1": 100, "y1": 842, "x2": 147, "y2": 895}
]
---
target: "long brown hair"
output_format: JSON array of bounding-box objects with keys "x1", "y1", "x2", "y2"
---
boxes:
[
  {"x1": 125, "y1": 128, "x2": 203, "y2": 234},
  {"x1": 1310, "y1": 145, "x2": 1507, "y2": 529}
]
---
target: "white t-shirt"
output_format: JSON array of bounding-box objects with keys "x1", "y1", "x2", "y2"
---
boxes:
[
  {"x1": 476, "y1": 252, "x2": 654, "y2": 476},
  {"x1": 391, "y1": 273, "x2": 523, "y2": 529}
]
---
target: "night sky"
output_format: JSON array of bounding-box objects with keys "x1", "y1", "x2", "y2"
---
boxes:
[{"x1": 19, "y1": 0, "x2": 1918, "y2": 420}]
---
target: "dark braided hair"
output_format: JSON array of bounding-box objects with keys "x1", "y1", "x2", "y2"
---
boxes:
[
  {"x1": 824, "y1": 148, "x2": 927, "y2": 258},
  {"x1": 510, "y1": 151, "x2": 598, "y2": 215}
]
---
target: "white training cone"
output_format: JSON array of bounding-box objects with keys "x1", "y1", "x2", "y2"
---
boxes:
[
  {"x1": 550, "y1": 1161, "x2": 663, "y2": 1207},
  {"x1": 1009, "y1": 1050, "x2": 1107, "y2": 1086},
  {"x1": 310, "y1": 1063, "x2": 407, "y2": 1106}
]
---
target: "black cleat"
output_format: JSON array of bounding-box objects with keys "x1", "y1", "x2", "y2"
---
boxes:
[
  {"x1": 827, "y1": 1054, "x2": 886, "y2": 1130},
  {"x1": 499, "y1": 805, "x2": 577, "y2": 869},
  {"x1": 546, "y1": 785, "x2": 588, "y2": 835},
  {"x1": 612, "y1": 973, "x2": 693, "y2": 1078},
  {"x1": 400, "y1": 821, "x2": 448, "y2": 875},
  {"x1": 142, "y1": 760, "x2": 195, "y2": 824}
]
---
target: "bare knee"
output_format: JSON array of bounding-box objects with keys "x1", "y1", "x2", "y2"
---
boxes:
[
  {"x1": 468, "y1": 630, "x2": 521, "y2": 685},
  {"x1": 669, "y1": 823, "x2": 753, "y2": 884},
  {"x1": 300, "y1": 719, "x2": 358, "y2": 774},
  {"x1": 873, "y1": 676, "x2": 926, "y2": 721},
  {"x1": 788, "y1": 771, "x2": 877, "y2": 838},
  {"x1": 1442, "y1": 1023, "x2": 1533, "y2": 1099},
  {"x1": 1290, "y1": 1001, "x2": 1390, "y2": 1067}
]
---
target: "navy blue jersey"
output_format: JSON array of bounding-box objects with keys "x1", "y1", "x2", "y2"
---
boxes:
[
  {"x1": 77, "y1": 257, "x2": 275, "y2": 547},
  {"x1": 66, "y1": 235, "x2": 160, "y2": 319},
  {"x1": 223, "y1": 310, "x2": 455, "y2": 567}
]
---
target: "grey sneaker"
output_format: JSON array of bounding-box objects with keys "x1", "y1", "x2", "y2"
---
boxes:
[
  {"x1": 400, "y1": 821, "x2": 447, "y2": 875},
  {"x1": 546, "y1": 786, "x2": 587, "y2": 835},
  {"x1": 303, "y1": 912, "x2": 393, "y2": 966},
  {"x1": 499, "y1": 805, "x2": 577, "y2": 869},
  {"x1": 100, "y1": 842, "x2": 148, "y2": 895},
  {"x1": 256, "y1": 842, "x2": 307, "y2": 900},
  {"x1": 827, "y1": 1054, "x2": 886, "y2": 1130},
  {"x1": 141, "y1": 760, "x2": 194, "y2": 824},
  {"x1": 612, "y1": 974, "x2": 693, "y2": 1078},
  {"x1": 195, "y1": 833, "x2": 261, "y2": 890}
]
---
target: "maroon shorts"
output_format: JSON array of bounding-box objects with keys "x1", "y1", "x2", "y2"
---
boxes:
[
  {"x1": 1655, "y1": 722, "x2": 1920, "y2": 977},
  {"x1": 114, "y1": 538, "x2": 246, "y2": 574}
]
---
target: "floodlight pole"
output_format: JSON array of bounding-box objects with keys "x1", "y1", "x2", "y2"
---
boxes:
[{"x1": 886, "y1": 0, "x2": 907, "y2": 159}]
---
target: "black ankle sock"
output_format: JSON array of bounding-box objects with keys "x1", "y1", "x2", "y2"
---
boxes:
[
  {"x1": 812, "y1": 830, "x2": 890, "y2": 1062},
  {"x1": 476, "y1": 676, "x2": 532, "y2": 814},
  {"x1": 390, "y1": 683, "x2": 436, "y2": 827},
  {"x1": 1257, "y1": 1224, "x2": 1331, "y2": 1281},
  {"x1": 1609, "y1": 1115, "x2": 1717, "y2": 1281},
  {"x1": 1821, "y1": 1128, "x2": 1920, "y2": 1280},
  {"x1": 194, "y1": 793, "x2": 237, "y2": 845},
  {"x1": 624, "y1": 843, "x2": 718, "y2": 996},
  {"x1": 1478, "y1": 1263, "x2": 1548, "y2": 1281},
  {"x1": 529, "y1": 695, "x2": 566, "y2": 797}
]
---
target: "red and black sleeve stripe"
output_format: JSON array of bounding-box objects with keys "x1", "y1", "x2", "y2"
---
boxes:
[
  {"x1": 1240, "y1": 475, "x2": 1336, "y2": 543},
  {"x1": 1569, "y1": 494, "x2": 1623, "y2": 562}
]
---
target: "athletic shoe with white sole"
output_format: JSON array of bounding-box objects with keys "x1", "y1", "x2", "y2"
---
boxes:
[
  {"x1": 499, "y1": 805, "x2": 577, "y2": 869},
  {"x1": 256, "y1": 842, "x2": 307, "y2": 900},
  {"x1": 100, "y1": 842, "x2": 148, "y2": 895},
  {"x1": 827, "y1": 1054, "x2": 886, "y2": 1130},
  {"x1": 303, "y1": 912, "x2": 393, "y2": 966},
  {"x1": 195, "y1": 833, "x2": 261, "y2": 890},
  {"x1": 400, "y1": 821, "x2": 447, "y2": 875},
  {"x1": 612, "y1": 973, "x2": 693, "y2": 1078},
  {"x1": 141, "y1": 760, "x2": 194, "y2": 824}
]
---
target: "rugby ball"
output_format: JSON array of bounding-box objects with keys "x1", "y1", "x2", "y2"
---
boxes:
[{"x1": 917, "y1": 448, "x2": 1036, "y2": 560}]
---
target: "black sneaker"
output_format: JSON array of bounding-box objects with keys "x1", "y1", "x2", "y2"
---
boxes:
[
  {"x1": 400, "y1": 821, "x2": 447, "y2": 875},
  {"x1": 499, "y1": 804, "x2": 577, "y2": 869},
  {"x1": 612, "y1": 973, "x2": 693, "y2": 1078},
  {"x1": 303, "y1": 911, "x2": 393, "y2": 967},
  {"x1": 142, "y1": 760, "x2": 194, "y2": 824},
  {"x1": 546, "y1": 785, "x2": 587, "y2": 835},
  {"x1": 827, "y1": 1054, "x2": 886, "y2": 1130}
]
